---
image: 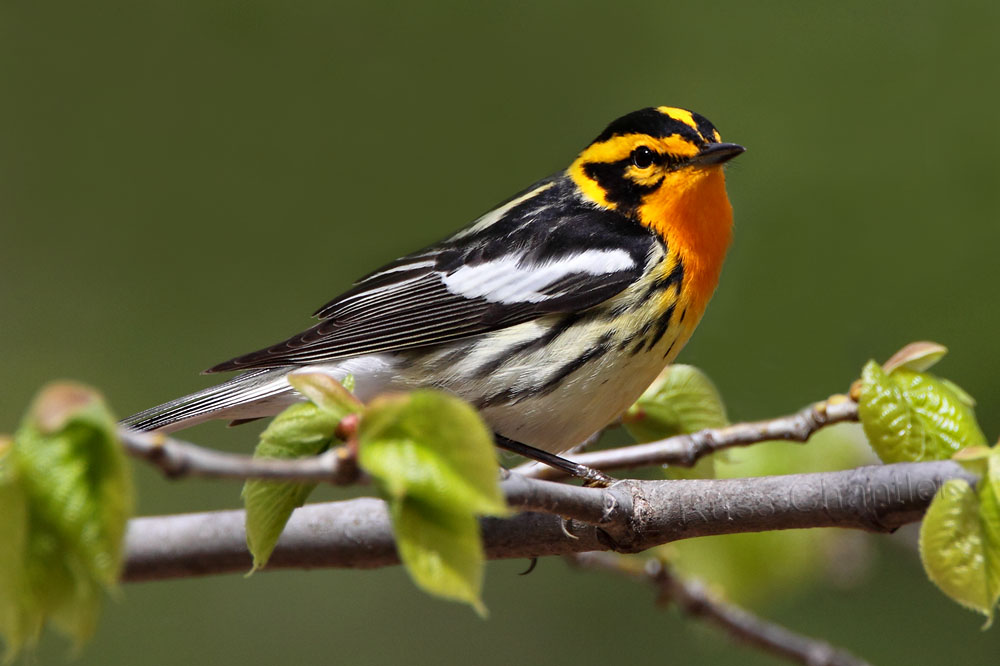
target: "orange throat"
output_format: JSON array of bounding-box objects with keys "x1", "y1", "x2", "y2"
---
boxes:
[{"x1": 639, "y1": 166, "x2": 733, "y2": 320}]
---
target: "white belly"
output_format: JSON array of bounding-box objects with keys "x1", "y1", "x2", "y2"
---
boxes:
[{"x1": 384, "y1": 312, "x2": 693, "y2": 452}]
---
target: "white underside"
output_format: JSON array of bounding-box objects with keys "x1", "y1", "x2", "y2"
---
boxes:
[{"x1": 196, "y1": 315, "x2": 689, "y2": 453}]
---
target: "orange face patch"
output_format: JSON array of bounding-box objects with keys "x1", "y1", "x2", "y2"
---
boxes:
[
  {"x1": 568, "y1": 132, "x2": 705, "y2": 209},
  {"x1": 638, "y1": 167, "x2": 733, "y2": 317}
]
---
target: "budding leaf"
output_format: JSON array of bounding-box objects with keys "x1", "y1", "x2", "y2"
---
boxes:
[
  {"x1": 940, "y1": 379, "x2": 977, "y2": 407},
  {"x1": 857, "y1": 361, "x2": 986, "y2": 463},
  {"x1": 287, "y1": 372, "x2": 362, "y2": 417},
  {"x1": 954, "y1": 446, "x2": 993, "y2": 478},
  {"x1": 881, "y1": 341, "x2": 949, "y2": 374},
  {"x1": 919, "y1": 477, "x2": 1000, "y2": 624},
  {"x1": 0, "y1": 437, "x2": 35, "y2": 657},
  {"x1": 989, "y1": 449, "x2": 1000, "y2": 510},
  {"x1": 391, "y1": 498, "x2": 487, "y2": 618},
  {"x1": 243, "y1": 392, "x2": 351, "y2": 571},
  {"x1": 980, "y1": 480, "x2": 1000, "y2": 625},
  {"x1": 623, "y1": 365, "x2": 729, "y2": 442},
  {"x1": 1, "y1": 383, "x2": 134, "y2": 658},
  {"x1": 623, "y1": 365, "x2": 728, "y2": 479},
  {"x1": 359, "y1": 391, "x2": 508, "y2": 517},
  {"x1": 358, "y1": 390, "x2": 508, "y2": 614}
]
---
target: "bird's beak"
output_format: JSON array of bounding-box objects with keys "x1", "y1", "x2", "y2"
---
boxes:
[{"x1": 689, "y1": 142, "x2": 745, "y2": 166}]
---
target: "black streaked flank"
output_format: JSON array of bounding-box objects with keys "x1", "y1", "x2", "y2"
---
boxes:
[
  {"x1": 394, "y1": 342, "x2": 469, "y2": 372},
  {"x1": 469, "y1": 312, "x2": 584, "y2": 380},
  {"x1": 644, "y1": 303, "x2": 677, "y2": 353},
  {"x1": 473, "y1": 387, "x2": 518, "y2": 410},
  {"x1": 629, "y1": 317, "x2": 656, "y2": 356},
  {"x1": 607, "y1": 301, "x2": 632, "y2": 319},
  {"x1": 639, "y1": 257, "x2": 684, "y2": 305},
  {"x1": 533, "y1": 332, "x2": 614, "y2": 396},
  {"x1": 475, "y1": 332, "x2": 614, "y2": 408}
]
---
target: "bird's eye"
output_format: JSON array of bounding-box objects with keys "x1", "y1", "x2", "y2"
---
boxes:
[{"x1": 631, "y1": 146, "x2": 656, "y2": 169}]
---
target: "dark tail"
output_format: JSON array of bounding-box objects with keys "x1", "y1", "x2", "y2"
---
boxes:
[{"x1": 121, "y1": 367, "x2": 296, "y2": 432}]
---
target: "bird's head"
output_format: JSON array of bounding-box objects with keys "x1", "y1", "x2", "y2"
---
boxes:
[
  {"x1": 568, "y1": 106, "x2": 744, "y2": 218},
  {"x1": 569, "y1": 106, "x2": 744, "y2": 312}
]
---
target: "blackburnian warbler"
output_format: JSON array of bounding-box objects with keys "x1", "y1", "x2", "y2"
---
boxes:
[{"x1": 125, "y1": 106, "x2": 743, "y2": 471}]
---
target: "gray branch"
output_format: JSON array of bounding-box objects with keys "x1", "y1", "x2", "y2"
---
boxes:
[
  {"x1": 515, "y1": 397, "x2": 860, "y2": 480},
  {"x1": 123, "y1": 460, "x2": 970, "y2": 582},
  {"x1": 572, "y1": 552, "x2": 871, "y2": 666},
  {"x1": 118, "y1": 427, "x2": 361, "y2": 484},
  {"x1": 114, "y1": 371, "x2": 937, "y2": 666}
]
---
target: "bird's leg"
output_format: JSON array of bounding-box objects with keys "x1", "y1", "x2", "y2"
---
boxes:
[{"x1": 494, "y1": 435, "x2": 615, "y2": 487}]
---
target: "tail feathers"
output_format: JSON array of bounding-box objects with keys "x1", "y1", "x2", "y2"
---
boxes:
[{"x1": 121, "y1": 367, "x2": 297, "y2": 433}]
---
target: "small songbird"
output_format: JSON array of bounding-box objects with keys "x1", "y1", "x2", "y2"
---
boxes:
[{"x1": 124, "y1": 106, "x2": 743, "y2": 471}]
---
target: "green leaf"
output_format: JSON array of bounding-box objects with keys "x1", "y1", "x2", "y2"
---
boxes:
[
  {"x1": 941, "y1": 379, "x2": 977, "y2": 407},
  {"x1": 392, "y1": 498, "x2": 487, "y2": 617},
  {"x1": 286, "y1": 372, "x2": 363, "y2": 417},
  {"x1": 857, "y1": 361, "x2": 986, "y2": 463},
  {"x1": 622, "y1": 365, "x2": 728, "y2": 479},
  {"x1": 358, "y1": 390, "x2": 507, "y2": 613},
  {"x1": 954, "y1": 446, "x2": 993, "y2": 478},
  {"x1": 2, "y1": 383, "x2": 134, "y2": 657},
  {"x1": 623, "y1": 365, "x2": 729, "y2": 442},
  {"x1": 919, "y1": 479, "x2": 1000, "y2": 623},
  {"x1": 0, "y1": 437, "x2": 37, "y2": 658},
  {"x1": 243, "y1": 401, "x2": 344, "y2": 571},
  {"x1": 359, "y1": 391, "x2": 508, "y2": 517},
  {"x1": 989, "y1": 449, "x2": 1000, "y2": 509},
  {"x1": 978, "y1": 476, "x2": 1000, "y2": 627},
  {"x1": 341, "y1": 374, "x2": 356, "y2": 393}
]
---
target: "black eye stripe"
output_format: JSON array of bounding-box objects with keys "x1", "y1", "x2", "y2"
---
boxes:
[{"x1": 583, "y1": 160, "x2": 665, "y2": 213}]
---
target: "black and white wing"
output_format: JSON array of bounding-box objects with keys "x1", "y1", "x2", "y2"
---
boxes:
[{"x1": 206, "y1": 178, "x2": 656, "y2": 373}]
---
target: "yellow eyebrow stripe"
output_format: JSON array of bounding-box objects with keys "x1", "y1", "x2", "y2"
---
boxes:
[
  {"x1": 657, "y1": 106, "x2": 723, "y2": 143},
  {"x1": 568, "y1": 159, "x2": 613, "y2": 208},
  {"x1": 657, "y1": 106, "x2": 698, "y2": 130},
  {"x1": 575, "y1": 133, "x2": 656, "y2": 164},
  {"x1": 574, "y1": 133, "x2": 701, "y2": 166}
]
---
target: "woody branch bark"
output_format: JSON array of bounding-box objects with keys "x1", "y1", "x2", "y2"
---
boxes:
[
  {"x1": 123, "y1": 460, "x2": 970, "y2": 582},
  {"x1": 571, "y1": 552, "x2": 871, "y2": 666},
  {"x1": 118, "y1": 427, "x2": 362, "y2": 484}
]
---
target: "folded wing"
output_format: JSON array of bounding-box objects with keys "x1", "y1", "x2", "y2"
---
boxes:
[{"x1": 207, "y1": 196, "x2": 655, "y2": 373}]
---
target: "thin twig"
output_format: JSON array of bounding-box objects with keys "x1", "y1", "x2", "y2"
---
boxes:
[
  {"x1": 117, "y1": 427, "x2": 361, "y2": 484},
  {"x1": 122, "y1": 460, "x2": 971, "y2": 581},
  {"x1": 119, "y1": 397, "x2": 858, "y2": 487},
  {"x1": 571, "y1": 552, "x2": 871, "y2": 666},
  {"x1": 515, "y1": 396, "x2": 860, "y2": 480}
]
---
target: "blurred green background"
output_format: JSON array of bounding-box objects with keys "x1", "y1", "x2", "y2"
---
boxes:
[{"x1": 3, "y1": 0, "x2": 1000, "y2": 663}]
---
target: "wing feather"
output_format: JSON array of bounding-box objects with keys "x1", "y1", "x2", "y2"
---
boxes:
[{"x1": 207, "y1": 176, "x2": 657, "y2": 373}]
